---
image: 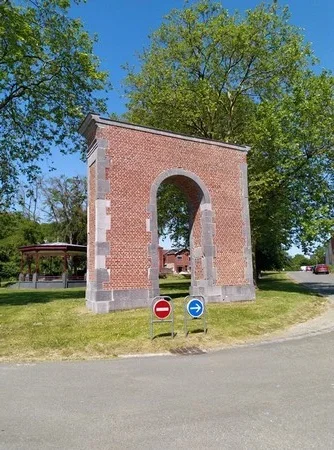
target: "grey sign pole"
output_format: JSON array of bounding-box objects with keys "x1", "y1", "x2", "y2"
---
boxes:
[
  {"x1": 150, "y1": 296, "x2": 174, "y2": 340},
  {"x1": 184, "y1": 295, "x2": 207, "y2": 336}
]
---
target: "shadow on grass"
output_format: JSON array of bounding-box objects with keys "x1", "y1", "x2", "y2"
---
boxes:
[
  {"x1": 159, "y1": 281, "x2": 190, "y2": 290},
  {"x1": 186, "y1": 328, "x2": 207, "y2": 335},
  {"x1": 161, "y1": 274, "x2": 317, "y2": 297},
  {"x1": 151, "y1": 332, "x2": 177, "y2": 340},
  {"x1": 160, "y1": 292, "x2": 190, "y2": 300},
  {"x1": 159, "y1": 281, "x2": 190, "y2": 300},
  {"x1": 160, "y1": 275, "x2": 315, "y2": 298},
  {"x1": 0, "y1": 289, "x2": 85, "y2": 306},
  {"x1": 2, "y1": 273, "x2": 321, "y2": 308},
  {"x1": 257, "y1": 273, "x2": 315, "y2": 295}
]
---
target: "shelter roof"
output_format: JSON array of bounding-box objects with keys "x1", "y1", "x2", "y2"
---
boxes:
[{"x1": 19, "y1": 243, "x2": 87, "y2": 256}]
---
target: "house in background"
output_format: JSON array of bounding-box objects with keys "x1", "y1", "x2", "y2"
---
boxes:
[
  {"x1": 325, "y1": 237, "x2": 334, "y2": 265},
  {"x1": 159, "y1": 248, "x2": 190, "y2": 274}
]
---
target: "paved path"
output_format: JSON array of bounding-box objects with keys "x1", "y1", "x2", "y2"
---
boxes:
[
  {"x1": 251, "y1": 271, "x2": 334, "y2": 344},
  {"x1": 1, "y1": 272, "x2": 334, "y2": 449},
  {"x1": 287, "y1": 271, "x2": 334, "y2": 298},
  {"x1": 1, "y1": 332, "x2": 334, "y2": 449}
]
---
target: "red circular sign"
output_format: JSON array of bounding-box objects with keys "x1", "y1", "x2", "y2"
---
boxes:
[{"x1": 153, "y1": 299, "x2": 172, "y2": 320}]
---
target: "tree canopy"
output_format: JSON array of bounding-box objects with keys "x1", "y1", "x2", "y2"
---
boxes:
[
  {"x1": 0, "y1": 174, "x2": 87, "y2": 280},
  {"x1": 0, "y1": 212, "x2": 43, "y2": 280},
  {"x1": 157, "y1": 183, "x2": 190, "y2": 246},
  {"x1": 0, "y1": 0, "x2": 108, "y2": 207},
  {"x1": 124, "y1": 0, "x2": 334, "y2": 270},
  {"x1": 42, "y1": 175, "x2": 87, "y2": 245}
]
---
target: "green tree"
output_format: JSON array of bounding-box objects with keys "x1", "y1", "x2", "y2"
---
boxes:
[
  {"x1": 0, "y1": 0, "x2": 108, "y2": 207},
  {"x1": 284, "y1": 254, "x2": 310, "y2": 271},
  {"x1": 42, "y1": 175, "x2": 87, "y2": 244},
  {"x1": 0, "y1": 212, "x2": 43, "y2": 281},
  {"x1": 124, "y1": 1, "x2": 313, "y2": 139},
  {"x1": 249, "y1": 72, "x2": 334, "y2": 259},
  {"x1": 158, "y1": 183, "x2": 190, "y2": 246},
  {"x1": 309, "y1": 245, "x2": 326, "y2": 265},
  {"x1": 124, "y1": 0, "x2": 334, "y2": 272}
]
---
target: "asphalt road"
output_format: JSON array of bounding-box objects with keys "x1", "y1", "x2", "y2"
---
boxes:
[
  {"x1": 287, "y1": 270, "x2": 334, "y2": 298},
  {"x1": 1, "y1": 332, "x2": 334, "y2": 449},
  {"x1": 2, "y1": 272, "x2": 334, "y2": 450}
]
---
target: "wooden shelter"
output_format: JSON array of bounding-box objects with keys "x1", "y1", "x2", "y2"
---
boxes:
[{"x1": 16, "y1": 243, "x2": 87, "y2": 289}]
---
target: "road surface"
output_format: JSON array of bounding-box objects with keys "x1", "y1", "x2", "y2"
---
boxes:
[
  {"x1": 1, "y1": 333, "x2": 334, "y2": 449},
  {"x1": 287, "y1": 270, "x2": 334, "y2": 298},
  {"x1": 1, "y1": 271, "x2": 334, "y2": 449}
]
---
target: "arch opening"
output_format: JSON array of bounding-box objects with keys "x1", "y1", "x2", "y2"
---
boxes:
[{"x1": 149, "y1": 170, "x2": 216, "y2": 299}]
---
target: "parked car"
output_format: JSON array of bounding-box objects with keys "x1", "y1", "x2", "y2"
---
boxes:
[
  {"x1": 313, "y1": 264, "x2": 330, "y2": 275},
  {"x1": 305, "y1": 266, "x2": 313, "y2": 272}
]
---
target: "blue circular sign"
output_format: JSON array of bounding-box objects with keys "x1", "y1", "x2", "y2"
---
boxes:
[{"x1": 187, "y1": 298, "x2": 204, "y2": 318}]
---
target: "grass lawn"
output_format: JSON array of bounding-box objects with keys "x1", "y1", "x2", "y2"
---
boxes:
[{"x1": 0, "y1": 273, "x2": 327, "y2": 362}]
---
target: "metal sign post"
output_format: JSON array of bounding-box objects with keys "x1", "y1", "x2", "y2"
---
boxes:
[
  {"x1": 150, "y1": 296, "x2": 174, "y2": 340},
  {"x1": 184, "y1": 295, "x2": 207, "y2": 336}
]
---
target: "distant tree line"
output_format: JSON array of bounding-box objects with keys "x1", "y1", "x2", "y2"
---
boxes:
[
  {"x1": 0, "y1": 175, "x2": 87, "y2": 282},
  {"x1": 285, "y1": 249, "x2": 327, "y2": 272}
]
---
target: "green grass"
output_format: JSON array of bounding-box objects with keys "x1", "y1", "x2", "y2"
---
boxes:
[{"x1": 0, "y1": 273, "x2": 327, "y2": 362}]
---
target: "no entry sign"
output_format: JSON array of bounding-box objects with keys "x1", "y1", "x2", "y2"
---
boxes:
[
  {"x1": 153, "y1": 298, "x2": 172, "y2": 320},
  {"x1": 150, "y1": 296, "x2": 174, "y2": 340}
]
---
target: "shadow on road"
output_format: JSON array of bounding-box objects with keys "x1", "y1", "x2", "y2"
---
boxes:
[
  {"x1": 285, "y1": 272, "x2": 334, "y2": 297},
  {"x1": 294, "y1": 281, "x2": 334, "y2": 296}
]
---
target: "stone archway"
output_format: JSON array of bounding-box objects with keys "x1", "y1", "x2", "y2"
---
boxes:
[{"x1": 79, "y1": 114, "x2": 255, "y2": 313}]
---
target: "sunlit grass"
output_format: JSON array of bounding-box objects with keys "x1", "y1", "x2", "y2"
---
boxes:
[{"x1": 0, "y1": 273, "x2": 327, "y2": 362}]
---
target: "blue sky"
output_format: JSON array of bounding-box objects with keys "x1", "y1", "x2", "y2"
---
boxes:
[
  {"x1": 49, "y1": 0, "x2": 333, "y2": 254},
  {"x1": 71, "y1": 0, "x2": 334, "y2": 118},
  {"x1": 51, "y1": 0, "x2": 334, "y2": 178}
]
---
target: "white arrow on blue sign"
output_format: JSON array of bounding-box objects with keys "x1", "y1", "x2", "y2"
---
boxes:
[{"x1": 186, "y1": 298, "x2": 204, "y2": 318}]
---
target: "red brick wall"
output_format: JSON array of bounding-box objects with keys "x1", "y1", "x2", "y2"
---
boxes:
[
  {"x1": 175, "y1": 254, "x2": 190, "y2": 272},
  {"x1": 164, "y1": 254, "x2": 175, "y2": 265},
  {"x1": 94, "y1": 124, "x2": 246, "y2": 290},
  {"x1": 165, "y1": 251, "x2": 190, "y2": 272}
]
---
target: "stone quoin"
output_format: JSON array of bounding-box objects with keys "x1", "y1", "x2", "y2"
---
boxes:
[{"x1": 79, "y1": 114, "x2": 255, "y2": 313}]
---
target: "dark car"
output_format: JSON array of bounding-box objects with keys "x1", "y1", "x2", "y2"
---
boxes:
[{"x1": 313, "y1": 264, "x2": 330, "y2": 275}]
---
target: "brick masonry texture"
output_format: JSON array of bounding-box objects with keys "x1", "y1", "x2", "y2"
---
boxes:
[{"x1": 80, "y1": 115, "x2": 255, "y2": 312}]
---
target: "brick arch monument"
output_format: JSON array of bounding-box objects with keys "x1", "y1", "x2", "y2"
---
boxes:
[{"x1": 79, "y1": 114, "x2": 255, "y2": 313}]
